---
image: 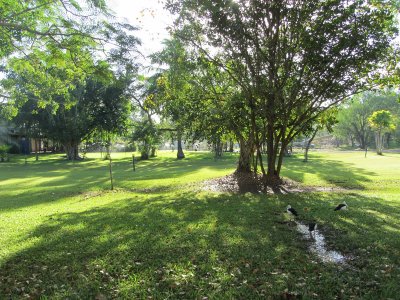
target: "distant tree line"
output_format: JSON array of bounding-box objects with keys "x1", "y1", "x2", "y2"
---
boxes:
[{"x1": 333, "y1": 92, "x2": 400, "y2": 151}]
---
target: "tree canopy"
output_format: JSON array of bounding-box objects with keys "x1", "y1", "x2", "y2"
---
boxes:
[
  {"x1": 11, "y1": 62, "x2": 131, "y2": 160},
  {"x1": 368, "y1": 110, "x2": 396, "y2": 155}
]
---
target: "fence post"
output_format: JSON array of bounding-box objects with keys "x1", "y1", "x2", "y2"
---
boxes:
[{"x1": 132, "y1": 154, "x2": 136, "y2": 171}]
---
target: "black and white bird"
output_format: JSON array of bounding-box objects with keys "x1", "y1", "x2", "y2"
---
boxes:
[
  {"x1": 286, "y1": 205, "x2": 298, "y2": 217},
  {"x1": 308, "y1": 222, "x2": 317, "y2": 238},
  {"x1": 334, "y1": 201, "x2": 348, "y2": 211}
]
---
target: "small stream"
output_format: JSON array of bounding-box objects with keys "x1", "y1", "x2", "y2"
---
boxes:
[{"x1": 296, "y1": 222, "x2": 346, "y2": 264}]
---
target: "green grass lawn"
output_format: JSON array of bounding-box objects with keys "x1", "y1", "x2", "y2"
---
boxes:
[{"x1": 0, "y1": 150, "x2": 399, "y2": 299}]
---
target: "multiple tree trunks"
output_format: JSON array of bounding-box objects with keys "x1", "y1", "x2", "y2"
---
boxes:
[
  {"x1": 64, "y1": 142, "x2": 80, "y2": 160},
  {"x1": 213, "y1": 138, "x2": 223, "y2": 158},
  {"x1": 236, "y1": 135, "x2": 284, "y2": 187},
  {"x1": 228, "y1": 140, "x2": 234, "y2": 152}
]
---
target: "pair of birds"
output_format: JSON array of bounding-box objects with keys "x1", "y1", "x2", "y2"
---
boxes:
[{"x1": 286, "y1": 201, "x2": 348, "y2": 235}]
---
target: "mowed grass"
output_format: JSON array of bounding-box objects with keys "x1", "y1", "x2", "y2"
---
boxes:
[{"x1": 0, "y1": 150, "x2": 399, "y2": 299}]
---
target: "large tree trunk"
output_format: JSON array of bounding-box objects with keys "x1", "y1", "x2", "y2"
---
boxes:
[
  {"x1": 234, "y1": 136, "x2": 260, "y2": 193},
  {"x1": 64, "y1": 142, "x2": 80, "y2": 160},
  {"x1": 236, "y1": 136, "x2": 253, "y2": 173},
  {"x1": 177, "y1": 130, "x2": 185, "y2": 159}
]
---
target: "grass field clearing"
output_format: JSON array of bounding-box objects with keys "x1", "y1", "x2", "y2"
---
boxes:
[{"x1": 0, "y1": 150, "x2": 399, "y2": 299}]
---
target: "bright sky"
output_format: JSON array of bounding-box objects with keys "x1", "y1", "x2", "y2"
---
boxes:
[{"x1": 107, "y1": 0, "x2": 173, "y2": 62}]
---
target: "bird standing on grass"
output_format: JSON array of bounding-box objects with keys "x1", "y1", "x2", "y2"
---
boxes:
[
  {"x1": 308, "y1": 222, "x2": 317, "y2": 238},
  {"x1": 286, "y1": 205, "x2": 298, "y2": 217},
  {"x1": 334, "y1": 201, "x2": 348, "y2": 211}
]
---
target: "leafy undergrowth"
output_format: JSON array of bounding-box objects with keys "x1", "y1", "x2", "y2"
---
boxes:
[{"x1": 0, "y1": 151, "x2": 399, "y2": 299}]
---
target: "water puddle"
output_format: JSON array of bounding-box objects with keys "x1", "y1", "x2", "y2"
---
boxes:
[{"x1": 296, "y1": 222, "x2": 346, "y2": 264}]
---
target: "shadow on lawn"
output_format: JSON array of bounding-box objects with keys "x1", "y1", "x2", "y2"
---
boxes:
[
  {"x1": 282, "y1": 155, "x2": 376, "y2": 189},
  {"x1": 1, "y1": 153, "x2": 376, "y2": 212},
  {"x1": 0, "y1": 155, "x2": 235, "y2": 211},
  {"x1": 0, "y1": 191, "x2": 399, "y2": 299}
]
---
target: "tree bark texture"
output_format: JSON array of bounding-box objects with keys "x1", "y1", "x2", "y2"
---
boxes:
[
  {"x1": 236, "y1": 136, "x2": 253, "y2": 174},
  {"x1": 64, "y1": 142, "x2": 80, "y2": 160},
  {"x1": 177, "y1": 130, "x2": 185, "y2": 159}
]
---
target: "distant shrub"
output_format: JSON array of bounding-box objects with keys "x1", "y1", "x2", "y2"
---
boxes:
[
  {"x1": 0, "y1": 145, "x2": 10, "y2": 162},
  {"x1": 8, "y1": 144, "x2": 20, "y2": 154}
]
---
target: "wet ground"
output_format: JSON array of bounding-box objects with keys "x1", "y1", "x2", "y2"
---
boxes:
[{"x1": 295, "y1": 222, "x2": 347, "y2": 264}]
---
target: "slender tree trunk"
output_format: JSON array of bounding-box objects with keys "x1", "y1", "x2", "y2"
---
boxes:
[
  {"x1": 105, "y1": 143, "x2": 111, "y2": 160},
  {"x1": 109, "y1": 155, "x2": 114, "y2": 190},
  {"x1": 229, "y1": 139, "x2": 234, "y2": 152},
  {"x1": 276, "y1": 144, "x2": 286, "y2": 177},
  {"x1": 350, "y1": 135, "x2": 355, "y2": 147},
  {"x1": 35, "y1": 139, "x2": 39, "y2": 161},
  {"x1": 177, "y1": 130, "x2": 185, "y2": 159},
  {"x1": 252, "y1": 147, "x2": 257, "y2": 175},
  {"x1": 385, "y1": 133, "x2": 391, "y2": 148},
  {"x1": 257, "y1": 147, "x2": 266, "y2": 176},
  {"x1": 265, "y1": 125, "x2": 281, "y2": 184},
  {"x1": 376, "y1": 130, "x2": 383, "y2": 155},
  {"x1": 304, "y1": 129, "x2": 318, "y2": 162},
  {"x1": 214, "y1": 137, "x2": 223, "y2": 158},
  {"x1": 150, "y1": 147, "x2": 157, "y2": 157}
]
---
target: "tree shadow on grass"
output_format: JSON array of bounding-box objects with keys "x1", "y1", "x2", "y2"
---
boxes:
[
  {"x1": 281, "y1": 155, "x2": 377, "y2": 189},
  {"x1": 0, "y1": 154, "x2": 236, "y2": 211},
  {"x1": 0, "y1": 191, "x2": 399, "y2": 299}
]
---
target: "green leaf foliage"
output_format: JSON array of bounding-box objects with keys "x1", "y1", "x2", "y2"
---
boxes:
[{"x1": 165, "y1": 0, "x2": 399, "y2": 179}]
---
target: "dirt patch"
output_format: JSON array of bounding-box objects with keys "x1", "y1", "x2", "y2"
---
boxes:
[
  {"x1": 79, "y1": 191, "x2": 104, "y2": 200},
  {"x1": 202, "y1": 173, "x2": 355, "y2": 194}
]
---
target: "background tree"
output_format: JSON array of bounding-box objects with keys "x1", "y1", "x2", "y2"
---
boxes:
[
  {"x1": 11, "y1": 63, "x2": 131, "y2": 160},
  {"x1": 151, "y1": 38, "x2": 199, "y2": 159},
  {"x1": 154, "y1": 39, "x2": 251, "y2": 164},
  {"x1": 131, "y1": 119, "x2": 161, "y2": 160},
  {"x1": 368, "y1": 110, "x2": 396, "y2": 155},
  {"x1": 333, "y1": 92, "x2": 400, "y2": 148},
  {"x1": 303, "y1": 109, "x2": 337, "y2": 162},
  {"x1": 130, "y1": 74, "x2": 163, "y2": 160}
]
